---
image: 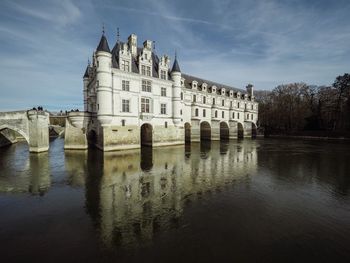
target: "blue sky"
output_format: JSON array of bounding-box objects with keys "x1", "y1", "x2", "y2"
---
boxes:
[{"x1": 0, "y1": 0, "x2": 349, "y2": 111}]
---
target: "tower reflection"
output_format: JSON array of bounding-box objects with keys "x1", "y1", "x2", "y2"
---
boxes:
[{"x1": 84, "y1": 141, "x2": 258, "y2": 249}]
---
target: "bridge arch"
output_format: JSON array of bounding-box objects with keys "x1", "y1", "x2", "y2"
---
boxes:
[
  {"x1": 184, "y1": 122, "x2": 191, "y2": 143},
  {"x1": 200, "y1": 121, "x2": 211, "y2": 141},
  {"x1": 237, "y1": 122, "x2": 244, "y2": 139},
  {"x1": 140, "y1": 123, "x2": 153, "y2": 147},
  {"x1": 0, "y1": 124, "x2": 29, "y2": 144},
  {"x1": 219, "y1": 121, "x2": 229, "y2": 140}
]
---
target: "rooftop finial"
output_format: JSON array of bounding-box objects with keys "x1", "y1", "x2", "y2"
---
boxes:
[
  {"x1": 102, "y1": 23, "x2": 105, "y2": 35},
  {"x1": 175, "y1": 49, "x2": 177, "y2": 59},
  {"x1": 153, "y1": 41, "x2": 156, "y2": 52},
  {"x1": 117, "y1": 27, "x2": 120, "y2": 43},
  {"x1": 88, "y1": 58, "x2": 90, "y2": 66}
]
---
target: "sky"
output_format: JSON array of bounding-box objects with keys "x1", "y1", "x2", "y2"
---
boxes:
[{"x1": 0, "y1": 0, "x2": 349, "y2": 111}]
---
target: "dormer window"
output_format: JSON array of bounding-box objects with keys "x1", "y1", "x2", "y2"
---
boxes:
[
  {"x1": 145, "y1": 53, "x2": 148, "y2": 60},
  {"x1": 121, "y1": 60, "x2": 130, "y2": 72},
  {"x1": 160, "y1": 70, "x2": 167, "y2": 80},
  {"x1": 141, "y1": 65, "x2": 151, "y2": 76}
]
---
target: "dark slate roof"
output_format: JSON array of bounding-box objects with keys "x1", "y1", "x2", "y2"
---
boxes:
[
  {"x1": 96, "y1": 34, "x2": 110, "y2": 53},
  {"x1": 83, "y1": 66, "x2": 89, "y2": 78},
  {"x1": 171, "y1": 57, "x2": 181, "y2": 72},
  {"x1": 182, "y1": 73, "x2": 246, "y2": 93}
]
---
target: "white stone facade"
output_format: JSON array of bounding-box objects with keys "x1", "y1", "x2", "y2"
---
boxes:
[{"x1": 65, "y1": 33, "x2": 258, "y2": 151}]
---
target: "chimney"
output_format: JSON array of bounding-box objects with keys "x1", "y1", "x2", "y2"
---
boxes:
[
  {"x1": 128, "y1": 34, "x2": 137, "y2": 56},
  {"x1": 246, "y1": 84, "x2": 254, "y2": 97},
  {"x1": 143, "y1": 40, "x2": 152, "y2": 50}
]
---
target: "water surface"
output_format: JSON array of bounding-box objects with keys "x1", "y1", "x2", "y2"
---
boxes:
[{"x1": 0, "y1": 138, "x2": 349, "y2": 262}]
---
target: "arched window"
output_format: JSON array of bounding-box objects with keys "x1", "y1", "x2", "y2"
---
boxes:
[
  {"x1": 195, "y1": 108, "x2": 199, "y2": 116},
  {"x1": 215, "y1": 110, "x2": 218, "y2": 118},
  {"x1": 232, "y1": 112, "x2": 235, "y2": 119},
  {"x1": 222, "y1": 111, "x2": 224, "y2": 118},
  {"x1": 203, "y1": 96, "x2": 206, "y2": 104}
]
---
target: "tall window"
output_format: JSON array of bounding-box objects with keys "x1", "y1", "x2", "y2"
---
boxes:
[
  {"x1": 122, "y1": 99, "x2": 130, "y2": 112},
  {"x1": 161, "y1": 87, "x2": 167, "y2": 97},
  {"x1": 245, "y1": 104, "x2": 247, "y2": 110},
  {"x1": 195, "y1": 108, "x2": 199, "y2": 116},
  {"x1": 203, "y1": 109, "x2": 206, "y2": 117},
  {"x1": 222, "y1": 99, "x2": 225, "y2": 106},
  {"x1": 213, "y1": 98, "x2": 215, "y2": 105},
  {"x1": 165, "y1": 121, "x2": 168, "y2": 128},
  {"x1": 232, "y1": 112, "x2": 235, "y2": 119},
  {"x1": 193, "y1": 95, "x2": 196, "y2": 102},
  {"x1": 142, "y1": 80, "x2": 152, "y2": 92},
  {"x1": 230, "y1": 101, "x2": 233, "y2": 108},
  {"x1": 215, "y1": 110, "x2": 218, "y2": 118},
  {"x1": 203, "y1": 96, "x2": 206, "y2": 104},
  {"x1": 141, "y1": 65, "x2": 146, "y2": 75},
  {"x1": 121, "y1": 120, "x2": 126, "y2": 126},
  {"x1": 222, "y1": 111, "x2": 224, "y2": 118},
  {"x1": 251, "y1": 104, "x2": 254, "y2": 110},
  {"x1": 141, "y1": 98, "x2": 151, "y2": 113},
  {"x1": 251, "y1": 114, "x2": 253, "y2": 120},
  {"x1": 122, "y1": 80, "x2": 130, "y2": 91},
  {"x1": 121, "y1": 60, "x2": 130, "y2": 72},
  {"x1": 237, "y1": 102, "x2": 240, "y2": 108},
  {"x1": 161, "y1": 70, "x2": 167, "y2": 80},
  {"x1": 146, "y1": 66, "x2": 151, "y2": 76},
  {"x1": 161, "y1": 103, "x2": 167, "y2": 114},
  {"x1": 237, "y1": 112, "x2": 240, "y2": 119},
  {"x1": 181, "y1": 92, "x2": 183, "y2": 100}
]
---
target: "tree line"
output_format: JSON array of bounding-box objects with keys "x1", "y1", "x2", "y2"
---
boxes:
[{"x1": 255, "y1": 73, "x2": 350, "y2": 137}]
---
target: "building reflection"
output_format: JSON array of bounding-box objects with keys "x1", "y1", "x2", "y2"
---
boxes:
[
  {"x1": 0, "y1": 150, "x2": 51, "y2": 195},
  {"x1": 85, "y1": 141, "x2": 258, "y2": 249}
]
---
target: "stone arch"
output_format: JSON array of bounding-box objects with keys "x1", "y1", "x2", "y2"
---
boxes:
[
  {"x1": 200, "y1": 121, "x2": 211, "y2": 141},
  {"x1": 184, "y1": 122, "x2": 191, "y2": 143},
  {"x1": 237, "y1": 122, "x2": 244, "y2": 139},
  {"x1": 140, "y1": 123, "x2": 153, "y2": 147},
  {"x1": 219, "y1": 121, "x2": 229, "y2": 140},
  {"x1": 0, "y1": 124, "x2": 29, "y2": 144},
  {"x1": 252, "y1": 123, "x2": 257, "y2": 139}
]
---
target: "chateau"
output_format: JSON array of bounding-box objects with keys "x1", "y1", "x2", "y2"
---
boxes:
[{"x1": 64, "y1": 32, "x2": 258, "y2": 151}]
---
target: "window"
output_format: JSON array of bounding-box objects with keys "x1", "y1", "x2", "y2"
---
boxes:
[
  {"x1": 230, "y1": 101, "x2": 233, "y2": 108},
  {"x1": 237, "y1": 112, "x2": 240, "y2": 119},
  {"x1": 121, "y1": 120, "x2": 126, "y2": 126},
  {"x1": 213, "y1": 98, "x2": 216, "y2": 105},
  {"x1": 203, "y1": 96, "x2": 206, "y2": 104},
  {"x1": 122, "y1": 80, "x2": 130, "y2": 91},
  {"x1": 121, "y1": 60, "x2": 130, "y2": 71},
  {"x1": 180, "y1": 110, "x2": 182, "y2": 115},
  {"x1": 193, "y1": 95, "x2": 196, "y2": 102},
  {"x1": 141, "y1": 65, "x2": 146, "y2": 75},
  {"x1": 161, "y1": 87, "x2": 167, "y2": 97},
  {"x1": 142, "y1": 80, "x2": 152, "y2": 92},
  {"x1": 161, "y1": 103, "x2": 167, "y2": 114},
  {"x1": 237, "y1": 102, "x2": 240, "y2": 108},
  {"x1": 245, "y1": 104, "x2": 247, "y2": 110},
  {"x1": 195, "y1": 108, "x2": 199, "y2": 117},
  {"x1": 161, "y1": 70, "x2": 167, "y2": 80},
  {"x1": 222, "y1": 100, "x2": 225, "y2": 106},
  {"x1": 232, "y1": 112, "x2": 235, "y2": 119},
  {"x1": 122, "y1": 99, "x2": 130, "y2": 112},
  {"x1": 145, "y1": 53, "x2": 148, "y2": 60},
  {"x1": 251, "y1": 114, "x2": 254, "y2": 120},
  {"x1": 141, "y1": 97, "x2": 151, "y2": 113},
  {"x1": 222, "y1": 111, "x2": 224, "y2": 118},
  {"x1": 181, "y1": 92, "x2": 183, "y2": 100},
  {"x1": 146, "y1": 66, "x2": 151, "y2": 76},
  {"x1": 165, "y1": 121, "x2": 168, "y2": 128},
  {"x1": 203, "y1": 109, "x2": 206, "y2": 117},
  {"x1": 215, "y1": 110, "x2": 218, "y2": 118}
]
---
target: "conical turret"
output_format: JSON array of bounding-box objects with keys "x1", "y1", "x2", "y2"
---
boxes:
[
  {"x1": 171, "y1": 55, "x2": 181, "y2": 73},
  {"x1": 96, "y1": 33, "x2": 110, "y2": 53}
]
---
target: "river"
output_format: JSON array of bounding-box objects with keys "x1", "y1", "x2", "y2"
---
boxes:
[{"x1": 0, "y1": 138, "x2": 349, "y2": 262}]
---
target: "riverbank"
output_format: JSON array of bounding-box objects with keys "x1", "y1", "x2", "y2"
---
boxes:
[{"x1": 267, "y1": 134, "x2": 350, "y2": 141}]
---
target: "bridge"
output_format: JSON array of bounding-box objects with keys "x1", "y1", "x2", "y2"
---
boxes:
[{"x1": 0, "y1": 110, "x2": 50, "y2": 153}]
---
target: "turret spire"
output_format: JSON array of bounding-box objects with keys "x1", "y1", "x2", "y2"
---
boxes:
[
  {"x1": 171, "y1": 51, "x2": 181, "y2": 73},
  {"x1": 96, "y1": 26, "x2": 110, "y2": 53}
]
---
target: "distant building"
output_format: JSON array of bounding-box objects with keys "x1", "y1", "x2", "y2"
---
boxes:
[{"x1": 64, "y1": 32, "x2": 258, "y2": 151}]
